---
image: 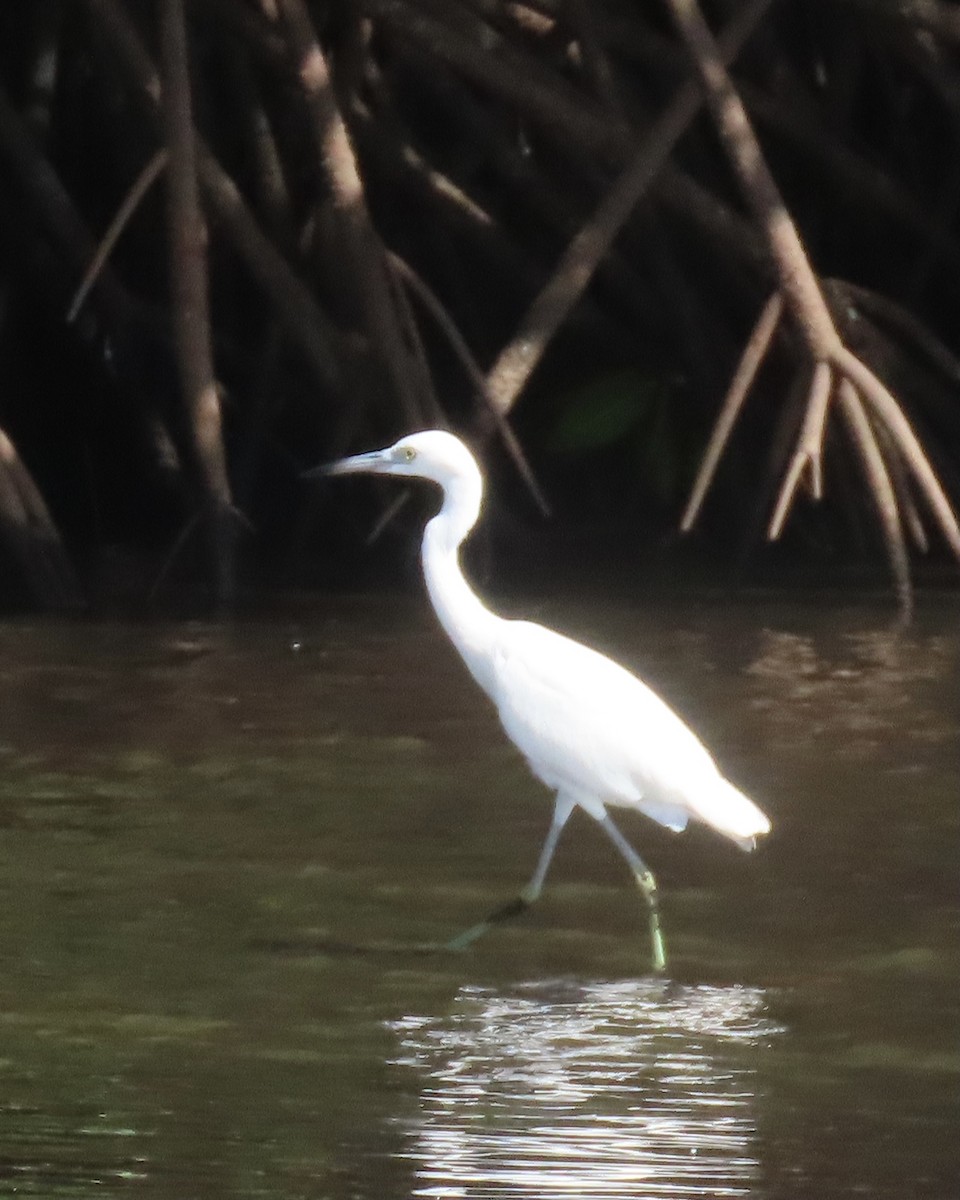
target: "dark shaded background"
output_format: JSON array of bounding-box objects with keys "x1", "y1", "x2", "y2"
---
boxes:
[{"x1": 1, "y1": 0, "x2": 959, "y2": 610}]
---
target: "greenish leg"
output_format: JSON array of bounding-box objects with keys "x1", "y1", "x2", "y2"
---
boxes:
[
  {"x1": 445, "y1": 794, "x2": 575, "y2": 952},
  {"x1": 597, "y1": 812, "x2": 668, "y2": 973}
]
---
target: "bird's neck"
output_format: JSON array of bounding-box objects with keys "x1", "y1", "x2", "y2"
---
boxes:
[{"x1": 421, "y1": 473, "x2": 502, "y2": 699}]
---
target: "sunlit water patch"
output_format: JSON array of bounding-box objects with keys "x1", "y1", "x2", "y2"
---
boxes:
[{"x1": 389, "y1": 979, "x2": 782, "y2": 1198}]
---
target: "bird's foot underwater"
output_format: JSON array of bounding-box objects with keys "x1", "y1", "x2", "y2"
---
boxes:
[
  {"x1": 649, "y1": 920, "x2": 667, "y2": 974},
  {"x1": 443, "y1": 892, "x2": 533, "y2": 951}
]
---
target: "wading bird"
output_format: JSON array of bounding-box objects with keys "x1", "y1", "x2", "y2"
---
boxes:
[{"x1": 312, "y1": 430, "x2": 771, "y2": 971}]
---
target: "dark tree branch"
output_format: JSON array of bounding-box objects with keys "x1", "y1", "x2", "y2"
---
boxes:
[
  {"x1": 160, "y1": 0, "x2": 236, "y2": 603},
  {"x1": 276, "y1": 0, "x2": 433, "y2": 424},
  {"x1": 668, "y1": 0, "x2": 960, "y2": 616}
]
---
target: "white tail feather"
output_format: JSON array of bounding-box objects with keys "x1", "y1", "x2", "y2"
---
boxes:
[{"x1": 691, "y1": 776, "x2": 771, "y2": 851}]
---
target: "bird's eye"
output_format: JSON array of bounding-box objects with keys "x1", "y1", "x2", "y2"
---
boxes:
[{"x1": 400, "y1": 446, "x2": 417, "y2": 463}]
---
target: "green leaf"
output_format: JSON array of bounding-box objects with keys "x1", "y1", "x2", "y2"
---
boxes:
[{"x1": 547, "y1": 369, "x2": 661, "y2": 454}]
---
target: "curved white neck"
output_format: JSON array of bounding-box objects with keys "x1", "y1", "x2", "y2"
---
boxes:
[{"x1": 421, "y1": 468, "x2": 502, "y2": 698}]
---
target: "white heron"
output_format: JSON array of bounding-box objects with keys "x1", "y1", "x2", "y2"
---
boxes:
[{"x1": 312, "y1": 430, "x2": 771, "y2": 971}]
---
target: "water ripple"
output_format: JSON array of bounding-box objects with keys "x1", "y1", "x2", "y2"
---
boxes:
[{"x1": 389, "y1": 980, "x2": 782, "y2": 1198}]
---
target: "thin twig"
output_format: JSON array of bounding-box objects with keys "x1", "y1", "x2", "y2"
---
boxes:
[
  {"x1": 832, "y1": 345, "x2": 960, "y2": 559},
  {"x1": 68, "y1": 149, "x2": 168, "y2": 323},
  {"x1": 835, "y1": 380, "x2": 912, "y2": 617},
  {"x1": 681, "y1": 291, "x2": 783, "y2": 531},
  {"x1": 768, "y1": 360, "x2": 832, "y2": 539},
  {"x1": 872, "y1": 418, "x2": 930, "y2": 554},
  {"x1": 0, "y1": 75, "x2": 155, "y2": 330},
  {"x1": 389, "y1": 251, "x2": 551, "y2": 516}
]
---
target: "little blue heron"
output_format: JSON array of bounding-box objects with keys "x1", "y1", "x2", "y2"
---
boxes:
[{"x1": 312, "y1": 430, "x2": 770, "y2": 971}]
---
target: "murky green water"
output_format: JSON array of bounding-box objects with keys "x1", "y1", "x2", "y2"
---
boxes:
[{"x1": 0, "y1": 594, "x2": 957, "y2": 1198}]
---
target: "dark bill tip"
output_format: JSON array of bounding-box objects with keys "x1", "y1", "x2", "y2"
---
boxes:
[
  {"x1": 300, "y1": 462, "x2": 337, "y2": 481},
  {"x1": 301, "y1": 449, "x2": 388, "y2": 481}
]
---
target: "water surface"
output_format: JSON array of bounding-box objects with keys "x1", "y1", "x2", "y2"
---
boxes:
[{"x1": 0, "y1": 594, "x2": 957, "y2": 1197}]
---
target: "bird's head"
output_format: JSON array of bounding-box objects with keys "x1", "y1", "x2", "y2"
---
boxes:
[{"x1": 308, "y1": 430, "x2": 481, "y2": 491}]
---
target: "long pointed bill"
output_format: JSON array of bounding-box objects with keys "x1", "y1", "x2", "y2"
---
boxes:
[{"x1": 301, "y1": 449, "x2": 390, "y2": 480}]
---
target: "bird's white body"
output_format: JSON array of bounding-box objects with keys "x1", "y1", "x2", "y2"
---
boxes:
[
  {"x1": 415, "y1": 431, "x2": 770, "y2": 850},
  {"x1": 488, "y1": 621, "x2": 764, "y2": 846},
  {"x1": 319, "y1": 429, "x2": 771, "y2": 968}
]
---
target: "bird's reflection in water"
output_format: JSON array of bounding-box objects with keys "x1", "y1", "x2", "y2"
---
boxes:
[{"x1": 390, "y1": 979, "x2": 781, "y2": 1198}]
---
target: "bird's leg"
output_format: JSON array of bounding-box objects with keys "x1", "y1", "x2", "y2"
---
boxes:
[
  {"x1": 445, "y1": 794, "x2": 575, "y2": 951},
  {"x1": 595, "y1": 812, "x2": 667, "y2": 973}
]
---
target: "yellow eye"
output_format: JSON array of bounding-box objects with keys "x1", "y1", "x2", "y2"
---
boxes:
[{"x1": 401, "y1": 445, "x2": 417, "y2": 462}]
